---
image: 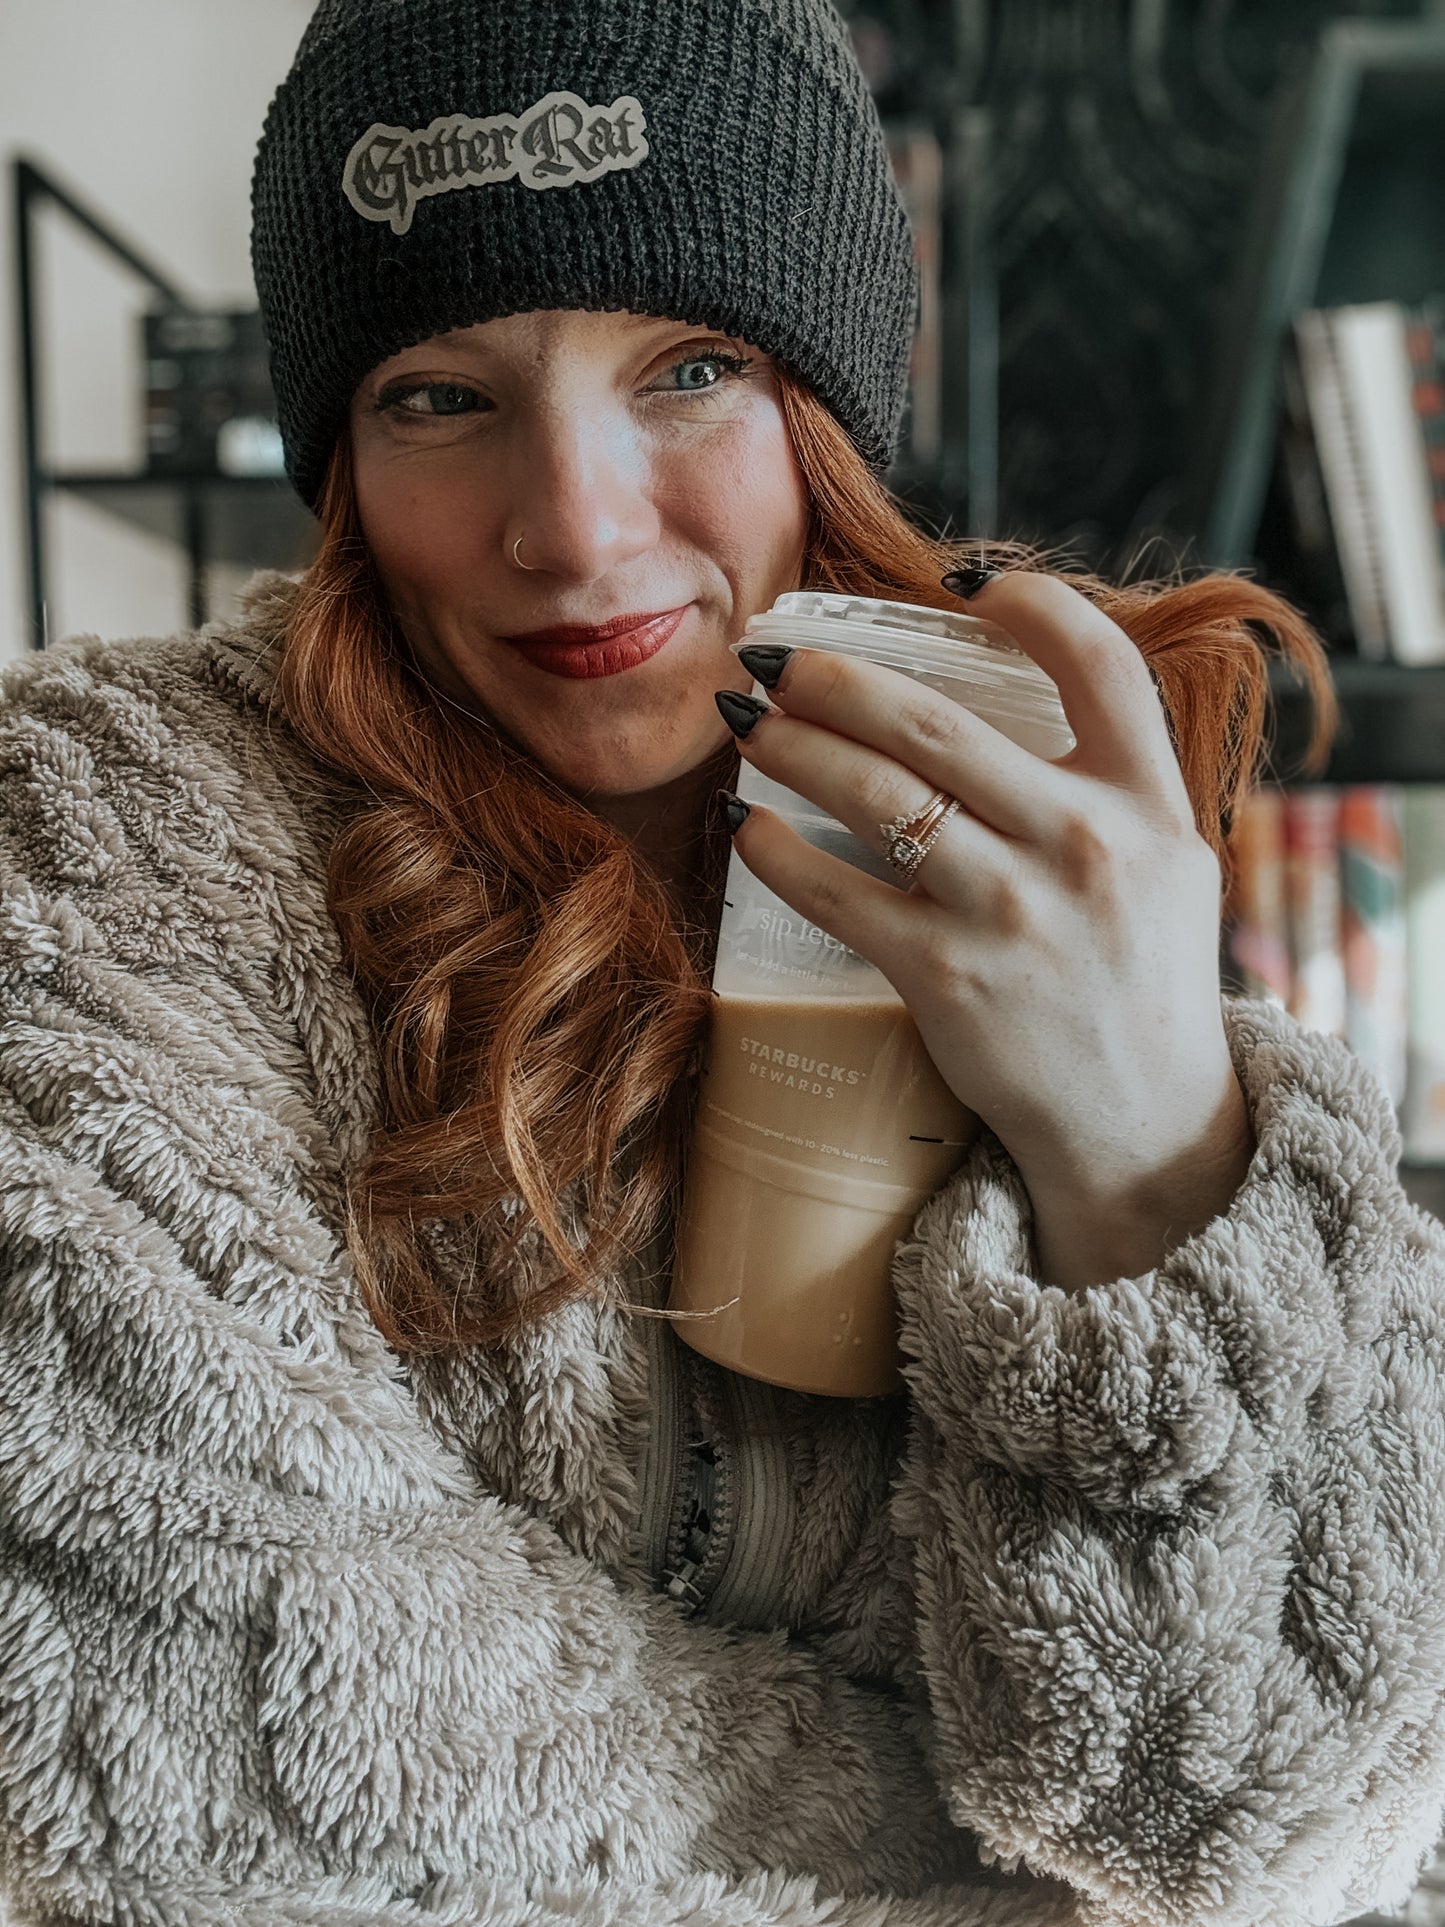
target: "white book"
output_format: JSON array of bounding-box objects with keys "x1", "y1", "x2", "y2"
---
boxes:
[
  {"x1": 1322, "y1": 304, "x2": 1445, "y2": 664},
  {"x1": 1295, "y1": 309, "x2": 1392, "y2": 659},
  {"x1": 1402, "y1": 787, "x2": 1445, "y2": 1163}
]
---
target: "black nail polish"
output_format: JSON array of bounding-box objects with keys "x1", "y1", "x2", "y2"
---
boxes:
[
  {"x1": 715, "y1": 689, "x2": 771, "y2": 738},
  {"x1": 717, "y1": 789, "x2": 750, "y2": 834},
  {"x1": 941, "y1": 565, "x2": 1003, "y2": 599},
  {"x1": 735, "y1": 643, "x2": 793, "y2": 689}
]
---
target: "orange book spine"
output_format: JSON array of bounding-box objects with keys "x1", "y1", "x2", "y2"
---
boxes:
[
  {"x1": 1339, "y1": 785, "x2": 1408, "y2": 1108},
  {"x1": 1225, "y1": 789, "x2": 1291, "y2": 1007}
]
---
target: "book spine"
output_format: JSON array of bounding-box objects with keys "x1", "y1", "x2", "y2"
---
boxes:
[
  {"x1": 1225, "y1": 788, "x2": 1291, "y2": 1007},
  {"x1": 1407, "y1": 300, "x2": 1445, "y2": 580},
  {"x1": 1339, "y1": 785, "x2": 1409, "y2": 1109},
  {"x1": 1402, "y1": 786, "x2": 1445, "y2": 1163},
  {"x1": 1293, "y1": 311, "x2": 1392, "y2": 660},
  {"x1": 1283, "y1": 787, "x2": 1347, "y2": 1038},
  {"x1": 1334, "y1": 302, "x2": 1445, "y2": 666}
]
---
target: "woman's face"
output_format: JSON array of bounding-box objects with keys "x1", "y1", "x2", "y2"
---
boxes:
[{"x1": 349, "y1": 308, "x2": 811, "y2": 798}]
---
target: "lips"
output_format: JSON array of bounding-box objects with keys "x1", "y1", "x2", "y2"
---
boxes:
[
  {"x1": 500, "y1": 607, "x2": 686, "y2": 647},
  {"x1": 501, "y1": 606, "x2": 690, "y2": 680}
]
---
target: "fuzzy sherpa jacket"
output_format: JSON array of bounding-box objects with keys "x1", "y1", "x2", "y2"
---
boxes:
[{"x1": 3, "y1": 573, "x2": 1445, "y2": 1927}]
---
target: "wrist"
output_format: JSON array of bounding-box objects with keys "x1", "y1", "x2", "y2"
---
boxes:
[{"x1": 1015, "y1": 1064, "x2": 1256, "y2": 1292}]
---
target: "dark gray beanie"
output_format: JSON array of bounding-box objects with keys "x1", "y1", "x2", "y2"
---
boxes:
[{"x1": 251, "y1": 0, "x2": 919, "y2": 508}]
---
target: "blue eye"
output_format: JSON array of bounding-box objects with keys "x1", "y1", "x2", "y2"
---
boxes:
[
  {"x1": 387, "y1": 382, "x2": 482, "y2": 416},
  {"x1": 662, "y1": 352, "x2": 754, "y2": 392}
]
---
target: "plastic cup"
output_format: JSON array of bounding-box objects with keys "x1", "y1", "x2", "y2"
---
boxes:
[{"x1": 668, "y1": 590, "x2": 1076, "y2": 1397}]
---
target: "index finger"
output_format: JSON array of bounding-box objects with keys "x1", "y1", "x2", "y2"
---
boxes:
[{"x1": 959, "y1": 571, "x2": 1188, "y2": 805}]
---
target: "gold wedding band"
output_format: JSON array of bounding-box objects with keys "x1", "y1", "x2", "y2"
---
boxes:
[{"x1": 880, "y1": 790, "x2": 961, "y2": 881}]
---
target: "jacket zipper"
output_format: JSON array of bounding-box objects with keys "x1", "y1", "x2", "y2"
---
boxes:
[{"x1": 660, "y1": 1437, "x2": 718, "y2": 1613}]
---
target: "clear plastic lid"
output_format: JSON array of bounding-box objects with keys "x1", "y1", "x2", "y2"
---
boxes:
[{"x1": 736, "y1": 590, "x2": 1075, "y2": 755}]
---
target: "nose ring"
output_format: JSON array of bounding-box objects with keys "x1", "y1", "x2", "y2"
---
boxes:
[{"x1": 513, "y1": 534, "x2": 537, "y2": 571}]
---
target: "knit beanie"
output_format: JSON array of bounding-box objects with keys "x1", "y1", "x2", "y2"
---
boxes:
[{"x1": 251, "y1": 0, "x2": 919, "y2": 508}]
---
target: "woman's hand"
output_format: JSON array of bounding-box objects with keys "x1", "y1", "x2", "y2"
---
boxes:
[{"x1": 715, "y1": 570, "x2": 1256, "y2": 1291}]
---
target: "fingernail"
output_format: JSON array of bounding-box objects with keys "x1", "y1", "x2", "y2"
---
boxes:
[
  {"x1": 717, "y1": 789, "x2": 750, "y2": 834},
  {"x1": 734, "y1": 643, "x2": 793, "y2": 690},
  {"x1": 715, "y1": 690, "x2": 771, "y2": 738},
  {"x1": 941, "y1": 565, "x2": 1003, "y2": 599}
]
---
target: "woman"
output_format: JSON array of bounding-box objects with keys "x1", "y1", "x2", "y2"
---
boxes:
[{"x1": 2, "y1": 2, "x2": 1443, "y2": 1924}]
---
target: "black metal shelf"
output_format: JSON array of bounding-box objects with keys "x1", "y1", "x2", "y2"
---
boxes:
[
  {"x1": 14, "y1": 157, "x2": 318, "y2": 643},
  {"x1": 1189, "y1": 19, "x2": 1445, "y2": 568},
  {"x1": 47, "y1": 470, "x2": 315, "y2": 578},
  {"x1": 1265, "y1": 658, "x2": 1445, "y2": 787}
]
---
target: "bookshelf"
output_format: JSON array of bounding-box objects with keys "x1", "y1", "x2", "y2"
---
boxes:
[
  {"x1": 1186, "y1": 18, "x2": 1445, "y2": 572},
  {"x1": 1266, "y1": 661, "x2": 1445, "y2": 788},
  {"x1": 862, "y1": 13, "x2": 1445, "y2": 789},
  {"x1": 1173, "y1": 19, "x2": 1445, "y2": 1205},
  {"x1": 13, "y1": 157, "x2": 315, "y2": 646}
]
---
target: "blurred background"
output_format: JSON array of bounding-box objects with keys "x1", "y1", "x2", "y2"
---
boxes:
[{"x1": 1, "y1": 3, "x2": 1445, "y2": 1921}]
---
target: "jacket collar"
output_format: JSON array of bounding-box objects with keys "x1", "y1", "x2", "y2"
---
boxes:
[{"x1": 205, "y1": 567, "x2": 304, "y2": 711}]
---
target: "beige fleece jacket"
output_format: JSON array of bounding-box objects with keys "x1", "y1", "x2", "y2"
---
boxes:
[{"x1": 2, "y1": 574, "x2": 1444, "y2": 1927}]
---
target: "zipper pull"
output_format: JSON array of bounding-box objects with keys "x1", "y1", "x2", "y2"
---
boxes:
[
  {"x1": 660, "y1": 1439, "x2": 718, "y2": 1615},
  {"x1": 662, "y1": 1557, "x2": 707, "y2": 1612}
]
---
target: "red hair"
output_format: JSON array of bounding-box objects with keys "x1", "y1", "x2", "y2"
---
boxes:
[{"x1": 275, "y1": 371, "x2": 1336, "y2": 1354}]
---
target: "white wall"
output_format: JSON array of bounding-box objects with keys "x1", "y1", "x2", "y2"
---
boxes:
[{"x1": 0, "y1": 0, "x2": 315, "y2": 662}]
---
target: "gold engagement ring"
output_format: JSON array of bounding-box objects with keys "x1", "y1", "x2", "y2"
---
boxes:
[{"x1": 880, "y1": 790, "x2": 961, "y2": 881}]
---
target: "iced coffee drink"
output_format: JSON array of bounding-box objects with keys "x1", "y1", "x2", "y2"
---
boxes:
[
  {"x1": 669, "y1": 591, "x2": 1075, "y2": 1396},
  {"x1": 673, "y1": 990, "x2": 980, "y2": 1395}
]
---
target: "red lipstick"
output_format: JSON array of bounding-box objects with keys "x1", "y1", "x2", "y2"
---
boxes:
[{"x1": 501, "y1": 607, "x2": 690, "y2": 680}]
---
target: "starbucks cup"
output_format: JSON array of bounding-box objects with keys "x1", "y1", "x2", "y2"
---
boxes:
[{"x1": 669, "y1": 591, "x2": 1076, "y2": 1397}]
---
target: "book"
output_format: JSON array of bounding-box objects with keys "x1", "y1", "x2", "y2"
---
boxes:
[
  {"x1": 1339, "y1": 785, "x2": 1409, "y2": 1109},
  {"x1": 1272, "y1": 329, "x2": 1357, "y2": 651},
  {"x1": 1223, "y1": 784, "x2": 1445, "y2": 1159},
  {"x1": 1283, "y1": 787, "x2": 1347, "y2": 1039},
  {"x1": 1402, "y1": 786, "x2": 1445, "y2": 1162},
  {"x1": 1225, "y1": 788, "x2": 1292, "y2": 1008},
  {"x1": 1406, "y1": 299, "x2": 1445, "y2": 577},
  {"x1": 1293, "y1": 303, "x2": 1445, "y2": 665},
  {"x1": 1293, "y1": 309, "x2": 1391, "y2": 658}
]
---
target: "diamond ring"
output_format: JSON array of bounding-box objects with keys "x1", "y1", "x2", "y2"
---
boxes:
[{"x1": 880, "y1": 790, "x2": 962, "y2": 881}]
